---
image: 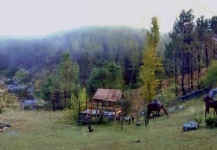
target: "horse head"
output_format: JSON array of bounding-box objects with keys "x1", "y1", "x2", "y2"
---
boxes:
[
  {"x1": 162, "y1": 106, "x2": 169, "y2": 117},
  {"x1": 203, "y1": 94, "x2": 213, "y2": 102}
]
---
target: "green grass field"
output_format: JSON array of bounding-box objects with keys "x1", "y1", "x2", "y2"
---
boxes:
[{"x1": 1, "y1": 98, "x2": 217, "y2": 150}]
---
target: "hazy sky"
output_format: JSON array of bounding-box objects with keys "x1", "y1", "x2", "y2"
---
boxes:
[{"x1": 0, "y1": 0, "x2": 217, "y2": 36}]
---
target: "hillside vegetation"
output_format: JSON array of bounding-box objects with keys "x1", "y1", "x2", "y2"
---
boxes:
[{"x1": 0, "y1": 26, "x2": 169, "y2": 87}]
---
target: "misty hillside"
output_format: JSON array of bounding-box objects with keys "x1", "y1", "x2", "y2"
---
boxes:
[{"x1": 0, "y1": 26, "x2": 168, "y2": 85}]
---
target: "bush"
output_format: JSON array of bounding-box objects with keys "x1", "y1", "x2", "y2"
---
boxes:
[
  {"x1": 63, "y1": 108, "x2": 78, "y2": 125},
  {"x1": 159, "y1": 84, "x2": 176, "y2": 105},
  {"x1": 205, "y1": 116, "x2": 217, "y2": 127},
  {"x1": 0, "y1": 108, "x2": 3, "y2": 114},
  {"x1": 193, "y1": 116, "x2": 203, "y2": 126},
  {"x1": 14, "y1": 68, "x2": 30, "y2": 83}
]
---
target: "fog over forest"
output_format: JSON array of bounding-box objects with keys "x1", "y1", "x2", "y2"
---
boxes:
[{"x1": 0, "y1": 26, "x2": 169, "y2": 86}]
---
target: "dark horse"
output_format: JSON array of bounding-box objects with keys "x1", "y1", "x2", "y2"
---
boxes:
[
  {"x1": 203, "y1": 95, "x2": 217, "y2": 117},
  {"x1": 146, "y1": 101, "x2": 169, "y2": 124},
  {"x1": 203, "y1": 94, "x2": 213, "y2": 102}
]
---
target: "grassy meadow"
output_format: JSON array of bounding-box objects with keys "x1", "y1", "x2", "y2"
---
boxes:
[{"x1": 1, "y1": 98, "x2": 217, "y2": 150}]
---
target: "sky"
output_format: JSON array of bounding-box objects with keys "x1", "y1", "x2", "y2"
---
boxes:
[{"x1": 0, "y1": 0, "x2": 217, "y2": 36}]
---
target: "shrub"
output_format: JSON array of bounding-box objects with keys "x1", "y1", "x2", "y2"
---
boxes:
[
  {"x1": 63, "y1": 108, "x2": 77, "y2": 125},
  {"x1": 205, "y1": 116, "x2": 217, "y2": 126},
  {"x1": 193, "y1": 116, "x2": 203, "y2": 126},
  {"x1": 159, "y1": 84, "x2": 176, "y2": 105},
  {"x1": 14, "y1": 68, "x2": 30, "y2": 83},
  {"x1": 0, "y1": 108, "x2": 2, "y2": 114}
]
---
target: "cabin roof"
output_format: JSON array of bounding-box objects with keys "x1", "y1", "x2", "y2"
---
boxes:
[{"x1": 91, "y1": 88, "x2": 123, "y2": 102}]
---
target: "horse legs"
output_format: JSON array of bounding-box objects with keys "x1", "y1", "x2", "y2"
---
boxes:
[
  {"x1": 147, "y1": 110, "x2": 151, "y2": 119},
  {"x1": 156, "y1": 110, "x2": 158, "y2": 116},
  {"x1": 205, "y1": 107, "x2": 209, "y2": 117},
  {"x1": 157, "y1": 109, "x2": 161, "y2": 116},
  {"x1": 214, "y1": 108, "x2": 217, "y2": 115},
  {"x1": 145, "y1": 115, "x2": 149, "y2": 126}
]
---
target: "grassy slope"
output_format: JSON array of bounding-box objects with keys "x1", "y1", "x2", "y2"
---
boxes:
[{"x1": 1, "y1": 98, "x2": 217, "y2": 150}]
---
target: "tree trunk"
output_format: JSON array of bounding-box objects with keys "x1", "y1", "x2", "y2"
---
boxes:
[
  {"x1": 174, "y1": 49, "x2": 178, "y2": 96},
  {"x1": 186, "y1": 51, "x2": 191, "y2": 93},
  {"x1": 190, "y1": 52, "x2": 194, "y2": 91},
  {"x1": 52, "y1": 99, "x2": 55, "y2": 111},
  {"x1": 213, "y1": 42, "x2": 216, "y2": 59},
  {"x1": 197, "y1": 47, "x2": 201, "y2": 90},
  {"x1": 205, "y1": 44, "x2": 209, "y2": 69},
  {"x1": 64, "y1": 90, "x2": 67, "y2": 109},
  {"x1": 121, "y1": 100, "x2": 123, "y2": 130},
  {"x1": 181, "y1": 50, "x2": 186, "y2": 96}
]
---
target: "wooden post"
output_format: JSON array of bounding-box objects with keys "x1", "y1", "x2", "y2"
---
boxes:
[
  {"x1": 100, "y1": 100, "x2": 104, "y2": 122},
  {"x1": 114, "y1": 102, "x2": 117, "y2": 122},
  {"x1": 95, "y1": 100, "x2": 98, "y2": 124},
  {"x1": 121, "y1": 100, "x2": 124, "y2": 130},
  {"x1": 91, "y1": 101, "x2": 92, "y2": 116},
  {"x1": 137, "y1": 109, "x2": 139, "y2": 121},
  {"x1": 78, "y1": 100, "x2": 80, "y2": 115}
]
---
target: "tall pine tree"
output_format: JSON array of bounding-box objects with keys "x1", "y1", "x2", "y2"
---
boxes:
[{"x1": 58, "y1": 51, "x2": 79, "y2": 108}]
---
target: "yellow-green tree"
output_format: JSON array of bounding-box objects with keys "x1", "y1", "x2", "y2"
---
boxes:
[{"x1": 139, "y1": 16, "x2": 164, "y2": 103}]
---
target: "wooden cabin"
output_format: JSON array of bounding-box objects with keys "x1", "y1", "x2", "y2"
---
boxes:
[{"x1": 78, "y1": 88, "x2": 123, "y2": 124}]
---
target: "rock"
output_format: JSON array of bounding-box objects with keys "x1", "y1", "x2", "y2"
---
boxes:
[
  {"x1": 174, "y1": 107, "x2": 179, "y2": 112},
  {"x1": 0, "y1": 121, "x2": 11, "y2": 132},
  {"x1": 178, "y1": 105, "x2": 184, "y2": 110},
  {"x1": 136, "y1": 121, "x2": 141, "y2": 126},
  {"x1": 20, "y1": 99, "x2": 45, "y2": 110},
  {"x1": 8, "y1": 84, "x2": 27, "y2": 92},
  {"x1": 5, "y1": 122, "x2": 11, "y2": 127},
  {"x1": 168, "y1": 107, "x2": 175, "y2": 113},
  {"x1": 183, "y1": 120, "x2": 198, "y2": 132},
  {"x1": 3, "y1": 127, "x2": 9, "y2": 131},
  {"x1": 168, "y1": 105, "x2": 185, "y2": 113}
]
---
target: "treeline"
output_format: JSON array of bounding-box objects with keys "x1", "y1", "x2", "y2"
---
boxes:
[
  {"x1": 0, "y1": 26, "x2": 148, "y2": 87},
  {"x1": 164, "y1": 9, "x2": 217, "y2": 96}
]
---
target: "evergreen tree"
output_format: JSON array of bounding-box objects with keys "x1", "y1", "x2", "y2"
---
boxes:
[
  {"x1": 166, "y1": 9, "x2": 195, "y2": 95},
  {"x1": 58, "y1": 51, "x2": 79, "y2": 108},
  {"x1": 210, "y1": 16, "x2": 217, "y2": 59},
  {"x1": 195, "y1": 16, "x2": 209, "y2": 89},
  {"x1": 39, "y1": 51, "x2": 79, "y2": 110},
  {"x1": 87, "y1": 61, "x2": 123, "y2": 95}
]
